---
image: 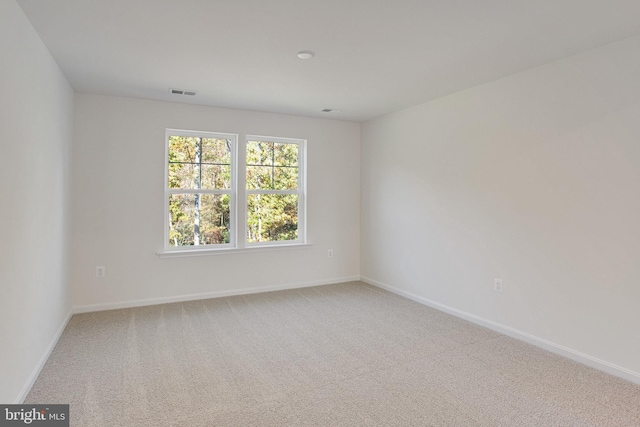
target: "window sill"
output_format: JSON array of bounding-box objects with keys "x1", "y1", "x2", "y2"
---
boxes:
[{"x1": 156, "y1": 243, "x2": 312, "y2": 258}]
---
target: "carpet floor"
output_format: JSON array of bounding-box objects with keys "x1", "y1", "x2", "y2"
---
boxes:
[{"x1": 26, "y1": 282, "x2": 640, "y2": 426}]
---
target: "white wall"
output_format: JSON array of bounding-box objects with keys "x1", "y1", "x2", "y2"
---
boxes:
[
  {"x1": 0, "y1": 1, "x2": 74, "y2": 403},
  {"x1": 71, "y1": 94, "x2": 360, "y2": 309},
  {"x1": 361, "y1": 35, "x2": 640, "y2": 377}
]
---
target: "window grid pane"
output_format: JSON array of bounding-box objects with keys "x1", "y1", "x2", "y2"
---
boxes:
[
  {"x1": 246, "y1": 141, "x2": 298, "y2": 191},
  {"x1": 246, "y1": 194, "x2": 298, "y2": 243},
  {"x1": 168, "y1": 135, "x2": 232, "y2": 190},
  {"x1": 169, "y1": 193, "x2": 231, "y2": 246}
]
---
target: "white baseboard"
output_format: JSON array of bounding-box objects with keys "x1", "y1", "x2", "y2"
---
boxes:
[
  {"x1": 16, "y1": 308, "x2": 73, "y2": 403},
  {"x1": 361, "y1": 276, "x2": 640, "y2": 386},
  {"x1": 73, "y1": 276, "x2": 361, "y2": 314}
]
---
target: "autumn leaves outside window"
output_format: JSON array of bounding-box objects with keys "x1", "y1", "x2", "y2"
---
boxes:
[
  {"x1": 165, "y1": 130, "x2": 305, "y2": 250},
  {"x1": 246, "y1": 140, "x2": 299, "y2": 243}
]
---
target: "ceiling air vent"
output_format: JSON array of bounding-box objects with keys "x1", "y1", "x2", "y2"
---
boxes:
[{"x1": 169, "y1": 88, "x2": 197, "y2": 96}]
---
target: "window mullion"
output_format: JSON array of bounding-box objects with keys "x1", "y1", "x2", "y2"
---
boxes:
[
  {"x1": 236, "y1": 138, "x2": 247, "y2": 249},
  {"x1": 246, "y1": 189, "x2": 299, "y2": 195},
  {"x1": 167, "y1": 189, "x2": 231, "y2": 195}
]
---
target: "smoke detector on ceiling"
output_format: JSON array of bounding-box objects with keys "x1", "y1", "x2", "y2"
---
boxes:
[
  {"x1": 297, "y1": 50, "x2": 315, "y2": 60},
  {"x1": 169, "y1": 88, "x2": 197, "y2": 96}
]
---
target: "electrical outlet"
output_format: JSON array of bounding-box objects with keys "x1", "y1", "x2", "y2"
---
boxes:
[
  {"x1": 96, "y1": 266, "x2": 106, "y2": 278},
  {"x1": 494, "y1": 278, "x2": 503, "y2": 292},
  {"x1": 327, "y1": 249, "x2": 334, "y2": 258}
]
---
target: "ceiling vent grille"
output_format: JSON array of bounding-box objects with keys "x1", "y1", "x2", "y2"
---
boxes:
[{"x1": 169, "y1": 88, "x2": 197, "y2": 96}]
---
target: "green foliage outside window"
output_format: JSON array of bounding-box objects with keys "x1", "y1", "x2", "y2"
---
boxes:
[
  {"x1": 168, "y1": 136, "x2": 231, "y2": 246},
  {"x1": 246, "y1": 141, "x2": 299, "y2": 243},
  {"x1": 166, "y1": 134, "x2": 302, "y2": 247}
]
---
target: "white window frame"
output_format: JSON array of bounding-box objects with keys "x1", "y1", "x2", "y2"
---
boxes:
[
  {"x1": 162, "y1": 130, "x2": 307, "y2": 255},
  {"x1": 243, "y1": 135, "x2": 307, "y2": 248},
  {"x1": 163, "y1": 129, "x2": 238, "y2": 252}
]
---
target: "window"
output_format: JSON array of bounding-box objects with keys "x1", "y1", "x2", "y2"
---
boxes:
[
  {"x1": 164, "y1": 129, "x2": 306, "y2": 253},
  {"x1": 165, "y1": 130, "x2": 237, "y2": 250},
  {"x1": 245, "y1": 136, "x2": 305, "y2": 245}
]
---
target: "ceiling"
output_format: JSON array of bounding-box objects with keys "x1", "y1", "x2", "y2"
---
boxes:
[{"x1": 17, "y1": 0, "x2": 640, "y2": 122}]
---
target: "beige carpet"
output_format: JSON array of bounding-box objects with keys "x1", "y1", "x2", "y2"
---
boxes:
[{"x1": 26, "y1": 282, "x2": 640, "y2": 426}]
